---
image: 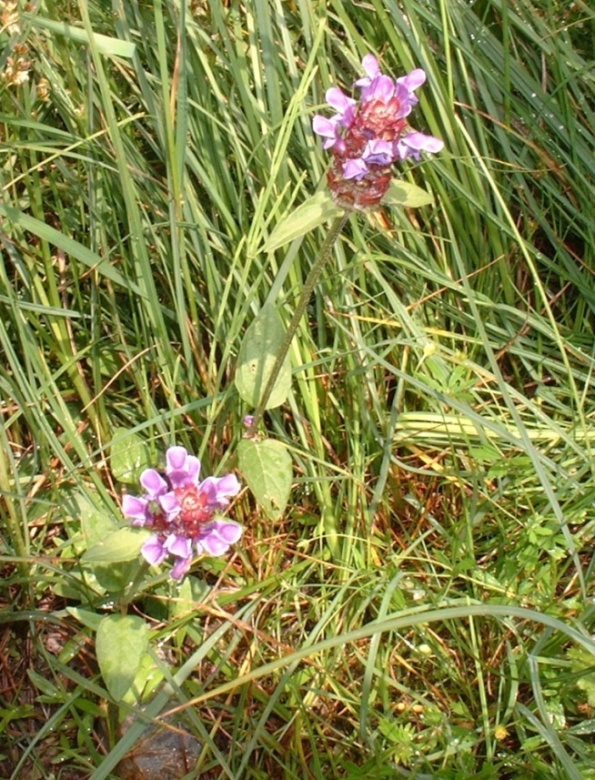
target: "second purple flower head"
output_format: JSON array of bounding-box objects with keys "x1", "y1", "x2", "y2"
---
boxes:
[{"x1": 122, "y1": 446, "x2": 242, "y2": 581}]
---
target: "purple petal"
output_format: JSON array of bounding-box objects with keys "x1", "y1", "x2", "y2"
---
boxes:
[
  {"x1": 361, "y1": 54, "x2": 380, "y2": 79},
  {"x1": 354, "y1": 56, "x2": 381, "y2": 91},
  {"x1": 164, "y1": 533, "x2": 192, "y2": 559},
  {"x1": 213, "y1": 521, "x2": 243, "y2": 544},
  {"x1": 122, "y1": 494, "x2": 149, "y2": 525},
  {"x1": 397, "y1": 68, "x2": 426, "y2": 92},
  {"x1": 200, "y1": 474, "x2": 241, "y2": 508},
  {"x1": 170, "y1": 556, "x2": 192, "y2": 581},
  {"x1": 326, "y1": 87, "x2": 355, "y2": 116},
  {"x1": 401, "y1": 131, "x2": 444, "y2": 153},
  {"x1": 159, "y1": 491, "x2": 181, "y2": 518},
  {"x1": 393, "y1": 83, "x2": 418, "y2": 117},
  {"x1": 140, "y1": 468, "x2": 168, "y2": 498},
  {"x1": 312, "y1": 115, "x2": 340, "y2": 149},
  {"x1": 166, "y1": 446, "x2": 201, "y2": 487},
  {"x1": 395, "y1": 138, "x2": 418, "y2": 161},
  {"x1": 197, "y1": 521, "x2": 243, "y2": 557},
  {"x1": 362, "y1": 139, "x2": 394, "y2": 166},
  {"x1": 364, "y1": 74, "x2": 395, "y2": 103},
  {"x1": 141, "y1": 535, "x2": 168, "y2": 565},
  {"x1": 342, "y1": 158, "x2": 369, "y2": 180},
  {"x1": 165, "y1": 446, "x2": 189, "y2": 470}
]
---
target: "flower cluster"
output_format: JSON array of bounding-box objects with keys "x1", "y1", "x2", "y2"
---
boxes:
[
  {"x1": 1, "y1": 42, "x2": 30, "y2": 87},
  {"x1": 313, "y1": 55, "x2": 444, "y2": 210},
  {"x1": 122, "y1": 446, "x2": 243, "y2": 580}
]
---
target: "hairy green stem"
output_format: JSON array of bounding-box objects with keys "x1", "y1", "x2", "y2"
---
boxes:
[{"x1": 246, "y1": 212, "x2": 349, "y2": 436}]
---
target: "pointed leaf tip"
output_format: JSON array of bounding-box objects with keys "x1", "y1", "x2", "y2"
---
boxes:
[{"x1": 383, "y1": 180, "x2": 434, "y2": 208}]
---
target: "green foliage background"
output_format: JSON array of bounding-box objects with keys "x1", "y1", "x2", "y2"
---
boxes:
[{"x1": 0, "y1": 0, "x2": 594, "y2": 777}]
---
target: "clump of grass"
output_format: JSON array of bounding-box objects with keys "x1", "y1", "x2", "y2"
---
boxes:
[{"x1": 1, "y1": 0, "x2": 594, "y2": 778}]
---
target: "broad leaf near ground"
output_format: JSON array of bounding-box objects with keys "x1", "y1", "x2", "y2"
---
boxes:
[
  {"x1": 238, "y1": 438, "x2": 292, "y2": 520},
  {"x1": 235, "y1": 304, "x2": 292, "y2": 409},
  {"x1": 96, "y1": 615, "x2": 149, "y2": 702}
]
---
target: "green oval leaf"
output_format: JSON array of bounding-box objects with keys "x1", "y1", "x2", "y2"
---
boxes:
[
  {"x1": 96, "y1": 615, "x2": 149, "y2": 702},
  {"x1": 264, "y1": 191, "x2": 343, "y2": 253},
  {"x1": 235, "y1": 304, "x2": 292, "y2": 409},
  {"x1": 109, "y1": 427, "x2": 151, "y2": 484},
  {"x1": 238, "y1": 438, "x2": 292, "y2": 520},
  {"x1": 383, "y1": 180, "x2": 434, "y2": 208},
  {"x1": 77, "y1": 493, "x2": 119, "y2": 549},
  {"x1": 82, "y1": 527, "x2": 152, "y2": 563}
]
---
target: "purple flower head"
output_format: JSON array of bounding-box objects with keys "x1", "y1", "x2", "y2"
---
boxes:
[
  {"x1": 313, "y1": 54, "x2": 444, "y2": 210},
  {"x1": 122, "y1": 445, "x2": 243, "y2": 580}
]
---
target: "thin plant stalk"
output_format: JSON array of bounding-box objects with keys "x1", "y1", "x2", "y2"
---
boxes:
[{"x1": 246, "y1": 211, "x2": 349, "y2": 436}]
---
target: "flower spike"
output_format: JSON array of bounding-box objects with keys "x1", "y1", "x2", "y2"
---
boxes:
[{"x1": 313, "y1": 55, "x2": 444, "y2": 209}]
